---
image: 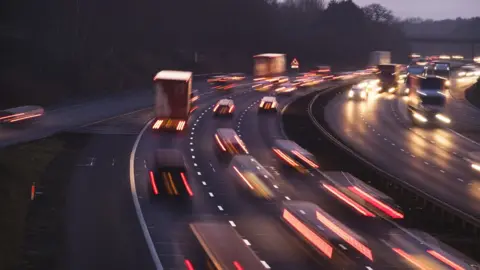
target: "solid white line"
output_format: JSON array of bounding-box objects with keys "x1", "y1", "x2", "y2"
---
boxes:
[
  {"x1": 448, "y1": 128, "x2": 480, "y2": 147},
  {"x1": 129, "y1": 118, "x2": 163, "y2": 270}
]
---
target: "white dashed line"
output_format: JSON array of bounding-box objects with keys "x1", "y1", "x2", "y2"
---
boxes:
[
  {"x1": 440, "y1": 170, "x2": 445, "y2": 173},
  {"x1": 411, "y1": 155, "x2": 415, "y2": 158},
  {"x1": 202, "y1": 181, "x2": 207, "y2": 186},
  {"x1": 217, "y1": 205, "x2": 224, "y2": 211},
  {"x1": 339, "y1": 244, "x2": 348, "y2": 250},
  {"x1": 457, "y1": 178, "x2": 464, "y2": 182},
  {"x1": 424, "y1": 162, "x2": 429, "y2": 165},
  {"x1": 243, "y1": 239, "x2": 251, "y2": 246},
  {"x1": 209, "y1": 192, "x2": 214, "y2": 197},
  {"x1": 190, "y1": 149, "x2": 194, "y2": 152},
  {"x1": 261, "y1": 261, "x2": 271, "y2": 269},
  {"x1": 285, "y1": 196, "x2": 291, "y2": 200},
  {"x1": 197, "y1": 172, "x2": 202, "y2": 175},
  {"x1": 401, "y1": 149, "x2": 404, "y2": 152},
  {"x1": 194, "y1": 163, "x2": 198, "y2": 167},
  {"x1": 229, "y1": 221, "x2": 236, "y2": 227}
]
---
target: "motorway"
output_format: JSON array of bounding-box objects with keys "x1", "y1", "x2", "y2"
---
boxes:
[
  {"x1": 323, "y1": 78, "x2": 480, "y2": 220},
  {"x1": 131, "y1": 79, "x2": 416, "y2": 269}
]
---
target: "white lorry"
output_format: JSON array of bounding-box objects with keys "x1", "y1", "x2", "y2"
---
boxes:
[{"x1": 368, "y1": 51, "x2": 391, "y2": 66}]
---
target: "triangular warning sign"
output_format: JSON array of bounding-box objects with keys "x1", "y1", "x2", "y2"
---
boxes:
[{"x1": 291, "y1": 58, "x2": 299, "y2": 65}]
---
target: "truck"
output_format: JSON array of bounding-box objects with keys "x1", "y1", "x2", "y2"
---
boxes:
[
  {"x1": 152, "y1": 70, "x2": 192, "y2": 131},
  {"x1": 368, "y1": 51, "x2": 391, "y2": 66},
  {"x1": 432, "y1": 62, "x2": 451, "y2": 88},
  {"x1": 253, "y1": 53, "x2": 286, "y2": 81},
  {"x1": 407, "y1": 75, "x2": 451, "y2": 126},
  {"x1": 376, "y1": 64, "x2": 401, "y2": 93}
]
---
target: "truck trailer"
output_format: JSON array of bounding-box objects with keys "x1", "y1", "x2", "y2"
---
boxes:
[
  {"x1": 152, "y1": 70, "x2": 192, "y2": 131},
  {"x1": 369, "y1": 51, "x2": 391, "y2": 66},
  {"x1": 253, "y1": 53, "x2": 286, "y2": 81}
]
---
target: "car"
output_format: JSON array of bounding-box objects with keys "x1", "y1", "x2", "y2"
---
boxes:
[
  {"x1": 275, "y1": 82, "x2": 297, "y2": 95},
  {"x1": 212, "y1": 80, "x2": 236, "y2": 91},
  {"x1": 258, "y1": 96, "x2": 278, "y2": 112},
  {"x1": 214, "y1": 128, "x2": 249, "y2": 161},
  {"x1": 253, "y1": 81, "x2": 274, "y2": 92},
  {"x1": 227, "y1": 73, "x2": 246, "y2": 81},
  {"x1": 149, "y1": 149, "x2": 193, "y2": 199},
  {"x1": 228, "y1": 155, "x2": 276, "y2": 199},
  {"x1": 347, "y1": 82, "x2": 369, "y2": 100},
  {"x1": 272, "y1": 139, "x2": 319, "y2": 173},
  {"x1": 213, "y1": 99, "x2": 235, "y2": 117}
]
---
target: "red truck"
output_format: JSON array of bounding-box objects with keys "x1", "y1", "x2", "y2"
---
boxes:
[{"x1": 152, "y1": 70, "x2": 192, "y2": 131}]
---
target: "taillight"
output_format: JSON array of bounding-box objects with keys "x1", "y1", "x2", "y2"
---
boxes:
[
  {"x1": 213, "y1": 104, "x2": 220, "y2": 112},
  {"x1": 149, "y1": 171, "x2": 159, "y2": 195},
  {"x1": 180, "y1": 172, "x2": 193, "y2": 197},
  {"x1": 228, "y1": 105, "x2": 235, "y2": 113}
]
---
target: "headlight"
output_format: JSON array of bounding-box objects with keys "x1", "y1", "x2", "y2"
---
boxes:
[
  {"x1": 405, "y1": 88, "x2": 410, "y2": 94},
  {"x1": 445, "y1": 80, "x2": 451, "y2": 87},
  {"x1": 360, "y1": 91, "x2": 366, "y2": 98},
  {"x1": 472, "y1": 163, "x2": 480, "y2": 172},
  {"x1": 413, "y1": 112, "x2": 428, "y2": 123},
  {"x1": 388, "y1": 87, "x2": 395, "y2": 93},
  {"x1": 435, "y1": 114, "x2": 451, "y2": 124},
  {"x1": 348, "y1": 90, "x2": 354, "y2": 98}
]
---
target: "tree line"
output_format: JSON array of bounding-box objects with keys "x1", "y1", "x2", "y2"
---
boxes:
[{"x1": 1, "y1": 0, "x2": 467, "y2": 107}]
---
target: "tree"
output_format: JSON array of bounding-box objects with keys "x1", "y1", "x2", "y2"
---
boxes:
[{"x1": 363, "y1": 3, "x2": 395, "y2": 24}]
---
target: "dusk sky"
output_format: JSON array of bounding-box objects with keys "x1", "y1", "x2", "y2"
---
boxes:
[{"x1": 352, "y1": 0, "x2": 480, "y2": 20}]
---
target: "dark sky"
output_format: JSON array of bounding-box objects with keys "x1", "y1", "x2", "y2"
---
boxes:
[{"x1": 352, "y1": 0, "x2": 480, "y2": 20}]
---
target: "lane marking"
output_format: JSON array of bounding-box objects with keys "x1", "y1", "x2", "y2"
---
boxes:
[{"x1": 129, "y1": 118, "x2": 163, "y2": 270}]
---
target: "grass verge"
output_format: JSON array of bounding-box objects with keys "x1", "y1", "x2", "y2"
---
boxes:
[{"x1": 0, "y1": 133, "x2": 88, "y2": 270}]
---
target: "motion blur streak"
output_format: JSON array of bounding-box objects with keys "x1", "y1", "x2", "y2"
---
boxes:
[
  {"x1": 180, "y1": 172, "x2": 193, "y2": 197},
  {"x1": 292, "y1": 150, "x2": 319, "y2": 168},
  {"x1": 392, "y1": 248, "x2": 428, "y2": 270},
  {"x1": 0, "y1": 113, "x2": 25, "y2": 121},
  {"x1": 273, "y1": 148, "x2": 299, "y2": 167},
  {"x1": 234, "y1": 135, "x2": 249, "y2": 154},
  {"x1": 233, "y1": 166, "x2": 254, "y2": 190},
  {"x1": 322, "y1": 184, "x2": 376, "y2": 217},
  {"x1": 215, "y1": 134, "x2": 227, "y2": 151},
  {"x1": 184, "y1": 259, "x2": 194, "y2": 270},
  {"x1": 233, "y1": 261, "x2": 244, "y2": 270},
  {"x1": 427, "y1": 250, "x2": 465, "y2": 270},
  {"x1": 282, "y1": 209, "x2": 333, "y2": 258},
  {"x1": 348, "y1": 186, "x2": 404, "y2": 219},
  {"x1": 149, "y1": 171, "x2": 159, "y2": 195},
  {"x1": 315, "y1": 211, "x2": 373, "y2": 261},
  {"x1": 9, "y1": 113, "x2": 43, "y2": 122}
]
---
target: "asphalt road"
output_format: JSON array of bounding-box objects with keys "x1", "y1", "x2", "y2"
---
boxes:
[
  {"x1": 323, "y1": 81, "x2": 480, "y2": 220},
  {"x1": 0, "y1": 78, "x2": 216, "y2": 148},
  {"x1": 132, "y1": 79, "x2": 414, "y2": 269}
]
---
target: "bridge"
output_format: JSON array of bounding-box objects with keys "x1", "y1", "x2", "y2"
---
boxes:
[{"x1": 406, "y1": 36, "x2": 480, "y2": 57}]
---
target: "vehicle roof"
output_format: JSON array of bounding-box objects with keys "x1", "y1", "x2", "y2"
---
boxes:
[
  {"x1": 261, "y1": 96, "x2": 276, "y2": 102},
  {"x1": 216, "y1": 128, "x2": 239, "y2": 140},
  {"x1": 217, "y1": 99, "x2": 234, "y2": 105},
  {"x1": 323, "y1": 171, "x2": 392, "y2": 201},
  {"x1": 2, "y1": 105, "x2": 44, "y2": 114},
  {"x1": 254, "y1": 53, "x2": 285, "y2": 58},
  {"x1": 190, "y1": 222, "x2": 267, "y2": 270},
  {"x1": 155, "y1": 149, "x2": 185, "y2": 167},
  {"x1": 154, "y1": 70, "x2": 192, "y2": 81},
  {"x1": 274, "y1": 139, "x2": 308, "y2": 154},
  {"x1": 283, "y1": 200, "x2": 365, "y2": 242},
  {"x1": 230, "y1": 155, "x2": 271, "y2": 176}
]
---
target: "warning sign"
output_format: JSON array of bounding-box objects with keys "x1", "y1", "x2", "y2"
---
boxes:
[{"x1": 291, "y1": 58, "x2": 299, "y2": 69}]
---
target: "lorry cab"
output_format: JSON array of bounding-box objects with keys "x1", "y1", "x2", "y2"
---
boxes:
[
  {"x1": 213, "y1": 99, "x2": 235, "y2": 116},
  {"x1": 272, "y1": 139, "x2": 319, "y2": 173},
  {"x1": 407, "y1": 75, "x2": 451, "y2": 126},
  {"x1": 377, "y1": 64, "x2": 400, "y2": 93}
]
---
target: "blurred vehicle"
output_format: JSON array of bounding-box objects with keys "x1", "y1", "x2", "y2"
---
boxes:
[
  {"x1": 188, "y1": 221, "x2": 267, "y2": 270},
  {"x1": 466, "y1": 152, "x2": 480, "y2": 173},
  {"x1": 149, "y1": 149, "x2": 193, "y2": 198},
  {"x1": 405, "y1": 64, "x2": 428, "y2": 88},
  {"x1": 272, "y1": 139, "x2": 319, "y2": 173},
  {"x1": 253, "y1": 53, "x2": 286, "y2": 82},
  {"x1": 281, "y1": 200, "x2": 374, "y2": 267},
  {"x1": 213, "y1": 99, "x2": 235, "y2": 117},
  {"x1": 294, "y1": 77, "x2": 321, "y2": 88},
  {"x1": 275, "y1": 82, "x2": 297, "y2": 95},
  {"x1": 0, "y1": 105, "x2": 44, "y2": 124},
  {"x1": 347, "y1": 82, "x2": 369, "y2": 100},
  {"x1": 212, "y1": 80, "x2": 236, "y2": 91},
  {"x1": 432, "y1": 62, "x2": 451, "y2": 87},
  {"x1": 407, "y1": 75, "x2": 451, "y2": 126},
  {"x1": 227, "y1": 72, "x2": 246, "y2": 81},
  {"x1": 252, "y1": 81, "x2": 274, "y2": 92},
  {"x1": 214, "y1": 128, "x2": 249, "y2": 160},
  {"x1": 385, "y1": 229, "x2": 479, "y2": 270},
  {"x1": 228, "y1": 155, "x2": 276, "y2": 199},
  {"x1": 152, "y1": 70, "x2": 192, "y2": 131},
  {"x1": 267, "y1": 76, "x2": 289, "y2": 84},
  {"x1": 207, "y1": 75, "x2": 227, "y2": 83},
  {"x1": 377, "y1": 64, "x2": 401, "y2": 93},
  {"x1": 321, "y1": 171, "x2": 404, "y2": 219},
  {"x1": 258, "y1": 96, "x2": 278, "y2": 112},
  {"x1": 311, "y1": 65, "x2": 334, "y2": 81},
  {"x1": 369, "y1": 51, "x2": 391, "y2": 66}
]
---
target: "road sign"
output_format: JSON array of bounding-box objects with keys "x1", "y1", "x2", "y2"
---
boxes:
[{"x1": 291, "y1": 58, "x2": 299, "y2": 69}]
